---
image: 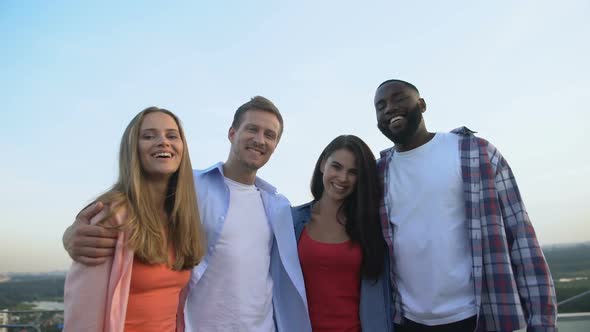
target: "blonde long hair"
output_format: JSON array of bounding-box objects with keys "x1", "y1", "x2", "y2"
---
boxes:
[{"x1": 96, "y1": 107, "x2": 205, "y2": 270}]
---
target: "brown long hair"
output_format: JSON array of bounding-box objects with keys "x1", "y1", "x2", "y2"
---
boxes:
[
  {"x1": 310, "y1": 135, "x2": 385, "y2": 279},
  {"x1": 96, "y1": 107, "x2": 205, "y2": 270}
]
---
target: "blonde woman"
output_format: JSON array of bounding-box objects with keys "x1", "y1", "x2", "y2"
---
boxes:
[{"x1": 64, "y1": 107, "x2": 205, "y2": 332}]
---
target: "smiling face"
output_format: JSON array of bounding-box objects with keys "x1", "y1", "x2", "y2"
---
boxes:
[
  {"x1": 374, "y1": 81, "x2": 426, "y2": 145},
  {"x1": 227, "y1": 109, "x2": 281, "y2": 173},
  {"x1": 320, "y1": 148, "x2": 358, "y2": 203},
  {"x1": 138, "y1": 111, "x2": 184, "y2": 181}
]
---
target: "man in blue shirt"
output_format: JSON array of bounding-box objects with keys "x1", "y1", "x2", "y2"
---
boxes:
[{"x1": 63, "y1": 96, "x2": 312, "y2": 331}]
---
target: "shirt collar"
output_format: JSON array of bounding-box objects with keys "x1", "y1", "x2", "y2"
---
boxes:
[
  {"x1": 200, "y1": 161, "x2": 278, "y2": 194},
  {"x1": 450, "y1": 126, "x2": 477, "y2": 135},
  {"x1": 378, "y1": 126, "x2": 476, "y2": 158}
]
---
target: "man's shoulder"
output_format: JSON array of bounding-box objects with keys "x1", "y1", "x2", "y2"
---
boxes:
[
  {"x1": 450, "y1": 126, "x2": 477, "y2": 136},
  {"x1": 192, "y1": 163, "x2": 226, "y2": 197},
  {"x1": 254, "y1": 176, "x2": 279, "y2": 194},
  {"x1": 449, "y1": 128, "x2": 506, "y2": 169},
  {"x1": 253, "y1": 176, "x2": 294, "y2": 209},
  {"x1": 450, "y1": 126, "x2": 495, "y2": 147},
  {"x1": 268, "y1": 190, "x2": 290, "y2": 204},
  {"x1": 193, "y1": 162, "x2": 223, "y2": 177}
]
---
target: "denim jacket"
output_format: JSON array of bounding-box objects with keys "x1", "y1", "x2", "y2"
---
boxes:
[{"x1": 292, "y1": 202, "x2": 393, "y2": 331}]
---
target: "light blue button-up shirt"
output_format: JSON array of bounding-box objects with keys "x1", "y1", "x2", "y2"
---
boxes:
[{"x1": 184, "y1": 162, "x2": 312, "y2": 332}]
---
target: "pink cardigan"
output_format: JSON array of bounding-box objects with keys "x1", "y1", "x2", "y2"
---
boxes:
[{"x1": 63, "y1": 207, "x2": 187, "y2": 332}]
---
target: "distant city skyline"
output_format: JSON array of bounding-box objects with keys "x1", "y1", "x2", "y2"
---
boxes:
[{"x1": 1, "y1": 0, "x2": 589, "y2": 273}]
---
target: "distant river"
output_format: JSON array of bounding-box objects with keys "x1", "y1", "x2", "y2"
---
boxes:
[{"x1": 24, "y1": 301, "x2": 64, "y2": 310}]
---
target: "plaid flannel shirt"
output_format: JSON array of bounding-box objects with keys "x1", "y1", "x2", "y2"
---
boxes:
[{"x1": 377, "y1": 127, "x2": 557, "y2": 332}]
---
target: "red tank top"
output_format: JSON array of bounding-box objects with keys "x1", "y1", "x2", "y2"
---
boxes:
[
  {"x1": 298, "y1": 227, "x2": 362, "y2": 332},
  {"x1": 124, "y1": 250, "x2": 191, "y2": 332}
]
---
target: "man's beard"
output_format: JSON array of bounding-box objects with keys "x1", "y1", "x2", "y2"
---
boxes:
[{"x1": 377, "y1": 103, "x2": 423, "y2": 145}]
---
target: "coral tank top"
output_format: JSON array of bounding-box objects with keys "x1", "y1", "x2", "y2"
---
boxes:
[{"x1": 124, "y1": 251, "x2": 190, "y2": 332}]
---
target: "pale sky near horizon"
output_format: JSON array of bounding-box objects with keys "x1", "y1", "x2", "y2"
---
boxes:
[{"x1": 1, "y1": 0, "x2": 589, "y2": 273}]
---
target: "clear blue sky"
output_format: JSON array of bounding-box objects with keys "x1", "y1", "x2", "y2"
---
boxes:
[{"x1": 1, "y1": 0, "x2": 588, "y2": 273}]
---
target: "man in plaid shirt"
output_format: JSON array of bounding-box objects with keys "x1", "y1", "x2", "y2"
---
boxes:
[{"x1": 373, "y1": 79, "x2": 557, "y2": 332}]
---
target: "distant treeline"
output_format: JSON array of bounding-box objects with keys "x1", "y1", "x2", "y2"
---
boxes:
[
  {"x1": 0, "y1": 276, "x2": 64, "y2": 310},
  {"x1": 544, "y1": 244, "x2": 590, "y2": 313},
  {"x1": 1, "y1": 244, "x2": 589, "y2": 313},
  {"x1": 544, "y1": 243, "x2": 590, "y2": 276}
]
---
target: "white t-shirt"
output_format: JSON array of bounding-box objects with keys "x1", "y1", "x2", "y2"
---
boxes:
[
  {"x1": 387, "y1": 132, "x2": 476, "y2": 326},
  {"x1": 185, "y1": 177, "x2": 275, "y2": 332}
]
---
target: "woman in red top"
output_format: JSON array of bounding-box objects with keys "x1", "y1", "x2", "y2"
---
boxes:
[
  {"x1": 64, "y1": 107, "x2": 205, "y2": 331},
  {"x1": 294, "y1": 135, "x2": 389, "y2": 331}
]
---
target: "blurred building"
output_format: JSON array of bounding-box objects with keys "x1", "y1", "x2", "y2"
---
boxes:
[{"x1": 0, "y1": 309, "x2": 8, "y2": 332}]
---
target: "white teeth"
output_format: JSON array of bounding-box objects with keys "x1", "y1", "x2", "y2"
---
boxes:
[
  {"x1": 154, "y1": 152, "x2": 172, "y2": 158},
  {"x1": 390, "y1": 116, "x2": 404, "y2": 124},
  {"x1": 247, "y1": 148, "x2": 263, "y2": 155},
  {"x1": 332, "y1": 183, "x2": 345, "y2": 190}
]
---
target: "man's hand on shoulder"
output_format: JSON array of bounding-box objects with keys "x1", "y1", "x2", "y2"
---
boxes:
[{"x1": 63, "y1": 201, "x2": 119, "y2": 266}]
